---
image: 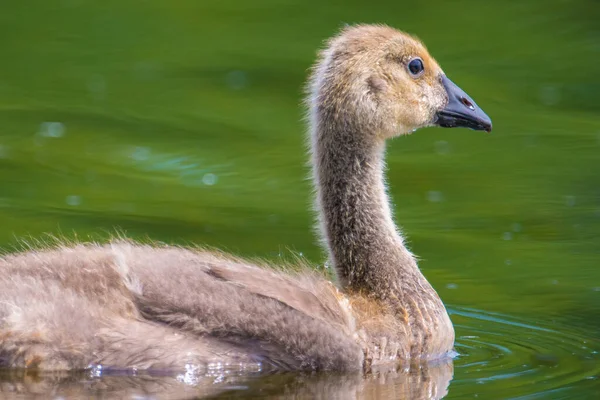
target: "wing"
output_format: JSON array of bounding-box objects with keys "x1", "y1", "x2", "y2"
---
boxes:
[{"x1": 112, "y1": 242, "x2": 363, "y2": 370}]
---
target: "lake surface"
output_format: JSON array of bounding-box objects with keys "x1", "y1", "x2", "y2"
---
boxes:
[{"x1": 0, "y1": 0, "x2": 599, "y2": 398}]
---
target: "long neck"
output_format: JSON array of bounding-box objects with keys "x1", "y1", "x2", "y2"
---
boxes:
[{"x1": 310, "y1": 118, "x2": 421, "y2": 297}]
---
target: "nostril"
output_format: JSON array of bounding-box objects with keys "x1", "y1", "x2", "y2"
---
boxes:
[{"x1": 460, "y1": 97, "x2": 475, "y2": 111}]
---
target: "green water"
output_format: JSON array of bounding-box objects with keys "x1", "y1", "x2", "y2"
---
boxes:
[{"x1": 0, "y1": 0, "x2": 599, "y2": 398}]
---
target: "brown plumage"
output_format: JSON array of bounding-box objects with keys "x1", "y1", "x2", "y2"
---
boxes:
[{"x1": 0, "y1": 24, "x2": 491, "y2": 373}]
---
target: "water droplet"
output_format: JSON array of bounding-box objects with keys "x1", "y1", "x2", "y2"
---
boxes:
[
  {"x1": 299, "y1": 252, "x2": 304, "y2": 257},
  {"x1": 131, "y1": 146, "x2": 151, "y2": 161},
  {"x1": 539, "y1": 84, "x2": 560, "y2": 106},
  {"x1": 523, "y1": 132, "x2": 538, "y2": 148},
  {"x1": 177, "y1": 363, "x2": 202, "y2": 386},
  {"x1": 202, "y1": 173, "x2": 217, "y2": 186},
  {"x1": 434, "y1": 140, "x2": 451, "y2": 155},
  {"x1": 551, "y1": 279, "x2": 559, "y2": 285},
  {"x1": 512, "y1": 222, "x2": 522, "y2": 232},
  {"x1": 226, "y1": 70, "x2": 248, "y2": 90},
  {"x1": 38, "y1": 122, "x2": 65, "y2": 138},
  {"x1": 593, "y1": 287, "x2": 600, "y2": 292},
  {"x1": 112, "y1": 202, "x2": 136, "y2": 213},
  {"x1": 0, "y1": 145, "x2": 8, "y2": 159},
  {"x1": 502, "y1": 232, "x2": 512, "y2": 241},
  {"x1": 427, "y1": 190, "x2": 444, "y2": 203},
  {"x1": 85, "y1": 170, "x2": 96, "y2": 183},
  {"x1": 505, "y1": 259, "x2": 512, "y2": 265},
  {"x1": 90, "y1": 364, "x2": 103, "y2": 377},
  {"x1": 65, "y1": 195, "x2": 81, "y2": 206},
  {"x1": 134, "y1": 61, "x2": 161, "y2": 81},
  {"x1": 87, "y1": 75, "x2": 106, "y2": 101},
  {"x1": 565, "y1": 195, "x2": 576, "y2": 207},
  {"x1": 446, "y1": 283, "x2": 458, "y2": 290}
]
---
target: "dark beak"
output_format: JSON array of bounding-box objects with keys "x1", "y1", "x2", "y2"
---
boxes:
[{"x1": 435, "y1": 75, "x2": 492, "y2": 132}]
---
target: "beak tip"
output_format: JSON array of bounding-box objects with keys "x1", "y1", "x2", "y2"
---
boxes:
[
  {"x1": 483, "y1": 121, "x2": 492, "y2": 133},
  {"x1": 437, "y1": 75, "x2": 493, "y2": 134}
]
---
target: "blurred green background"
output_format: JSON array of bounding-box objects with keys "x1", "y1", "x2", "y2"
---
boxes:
[{"x1": 0, "y1": 0, "x2": 598, "y2": 398}]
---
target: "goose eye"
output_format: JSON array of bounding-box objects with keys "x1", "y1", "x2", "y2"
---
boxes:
[{"x1": 407, "y1": 58, "x2": 424, "y2": 77}]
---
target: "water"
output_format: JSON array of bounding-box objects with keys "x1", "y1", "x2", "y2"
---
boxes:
[
  {"x1": 0, "y1": 0, "x2": 599, "y2": 398},
  {"x1": 1, "y1": 308, "x2": 598, "y2": 398}
]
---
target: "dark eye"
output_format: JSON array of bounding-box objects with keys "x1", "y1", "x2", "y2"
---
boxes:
[{"x1": 407, "y1": 58, "x2": 424, "y2": 77}]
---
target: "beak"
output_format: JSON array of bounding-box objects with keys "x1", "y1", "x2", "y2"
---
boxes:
[{"x1": 435, "y1": 75, "x2": 492, "y2": 132}]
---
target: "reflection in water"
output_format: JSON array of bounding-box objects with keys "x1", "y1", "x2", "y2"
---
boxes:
[
  {"x1": 0, "y1": 308, "x2": 598, "y2": 399},
  {"x1": 0, "y1": 360, "x2": 453, "y2": 400}
]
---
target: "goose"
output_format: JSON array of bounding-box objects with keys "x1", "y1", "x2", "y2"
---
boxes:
[{"x1": 0, "y1": 24, "x2": 491, "y2": 373}]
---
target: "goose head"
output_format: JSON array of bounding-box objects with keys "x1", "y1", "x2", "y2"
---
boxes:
[{"x1": 312, "y1": 25, "x2": 492, "y2": 138}]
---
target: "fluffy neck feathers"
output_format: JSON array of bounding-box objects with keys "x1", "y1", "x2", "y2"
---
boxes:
[{"x1": 310, "y1": 105, "x2": 420, "y2": 298}]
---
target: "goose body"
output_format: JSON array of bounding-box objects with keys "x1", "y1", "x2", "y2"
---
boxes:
[{"x1": 0, "y1": 24, "x2": 491, "y2": 372}]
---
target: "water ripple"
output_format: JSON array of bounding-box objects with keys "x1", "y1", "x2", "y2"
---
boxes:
[
  {"x1": 450, "y1": 307, "x2": 600, "y2": 398},
  {"x1": 0, "y1": 308, "x2": 597, "y2": 399}
]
